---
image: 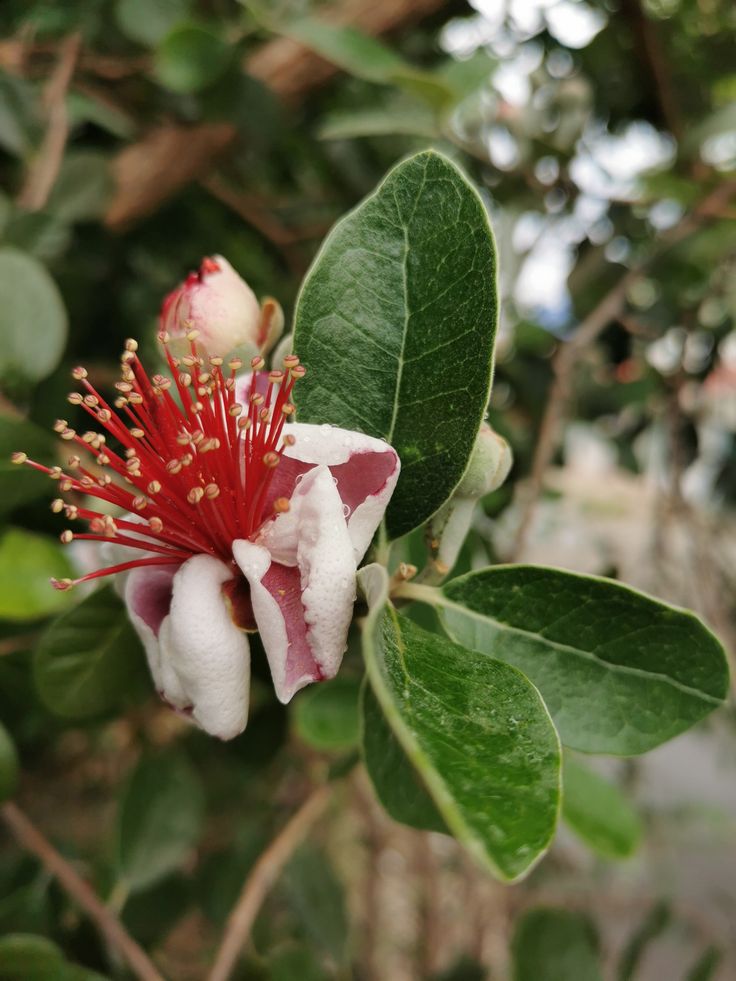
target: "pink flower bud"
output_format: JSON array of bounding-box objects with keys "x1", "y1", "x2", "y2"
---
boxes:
[{"x1": 160, "y1": 255, "x2": 271, "y2": 359}]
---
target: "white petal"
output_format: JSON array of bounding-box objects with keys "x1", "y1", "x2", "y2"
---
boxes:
[
  {"x1": 161, "y1": 555, "x2": 251, "y2": 739},
  {"x1": 233, "y1": 465, "x2": 357, "y2": 702},
  {"x1": 283, "y1": 422, "x2": 400, "y2": 561},
  {"x1": 124, "y1": 564, "x2": 177, "y2": 696},
  {"x1": 232, "y1": 540, "x2": 309, "y2": 703},
  {"x1": 295, "y1": 465, "x2": 357, "y2": 678}
]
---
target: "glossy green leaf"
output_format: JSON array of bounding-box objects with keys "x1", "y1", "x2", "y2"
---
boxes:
[
  {"x1": 562, "y1": 755, "x2": 642, "y2": 858},
  {"x1": 438, "y1": 565, "x2": 729, "y2": 755},
  {"x1": 359, "y1": 565, "x2": 560, "y2": 882},
  {"x1": 116, "y1": 751, "x2": 204, "y2": 892},
  {"x1": 154, "y1": 24, "x2": 232, "y2": 93},
  {"x1": 294, "y1": 150, "x2": 497, "y2": 540},
  {"x1": 34, "y1": 586, "x2": 149, "y2": 719},
  {"x1": 115, "y1": 0, "x2": 191, "y2": 46},
  {"x1": 0, "y1": 414, "x2": 56, "y2": 516},
  {"x1": 360, "y1": 680, "x2": 446, "y2": 833},
  {"x1": 0, "y1": 528, "x2": 74, "y2": 621},
  {"x1": 0, "y1": 721, "x2": 19, "y2": 802},
  {"x1": 512, "y1": 908, "x2": 602, "y2": 981},
  {"x1": 0, "y1": 247, "x2": 68, "y2": 386},
  {"x1": 293, "y1": 675, "x2": 361, "y2": 751}
]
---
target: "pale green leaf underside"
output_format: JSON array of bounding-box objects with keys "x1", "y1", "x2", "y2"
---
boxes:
[
  {"x1": 439, "y1": 565, "x2": 729, "y2": 755},
  {"x1": 293, "y1": 150, "x2": 497, "y2": 539},
  {"x1": 359, "y1": 565, "x2": 560, "y2": 882}
]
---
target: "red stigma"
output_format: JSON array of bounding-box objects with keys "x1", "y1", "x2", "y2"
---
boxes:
[{"x1": 14, "y1": 338, "x2": 305, "y2": 591}]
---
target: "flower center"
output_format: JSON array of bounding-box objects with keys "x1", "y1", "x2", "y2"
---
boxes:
[{"x1": 12, "y1": 331, "x2": 305, "y2": 591}]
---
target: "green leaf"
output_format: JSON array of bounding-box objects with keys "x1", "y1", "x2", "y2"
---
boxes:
[
  {"x1": 293, "y1": 675, "x2": 361, "y2": 751},
  {"x1": 293, "y1": 150, "x2": 498, "y2": 540},
  {"x1": 511, "y1": 908, "x2": 602, "y2": 981},
  {"x1": 34, "y1": 586, "x2": 149, "y2": 720},
  {"x1": 0, "y1": 414, "x2": 56, "y2": 517},
  {"x1": 283, "y1": 844, "x2": 348, "y2": 964},
  {"x1": 562, "y1": 755, "x2": 642, "y2": 858},
  {"x1": 0, "y1": 933, "x2": 108, "y2": 981},
  {"x1": 359, "y1": 564, "x2": 560, "y2": 882},
  {"x1": 0, "y1": 248, "x2": 68, "y2": 386},
  {"x1": 360, "y1": 680, "x2": 447, "y2": 833},
  {"x1": 0, "y1": 720, "x2": 19, "y2": 802},
  {"x1": 154, "y1": 24, "x2": 232, "y2": 93},
  {"x1": 438, "y1": 565, "x2": 729, "y2": 755},
  {"x1": 265, "y1": 17, "x2": 453, "y2": 109},
  {"x1": 0, "y1": 934, "x2": 65, "y2": 981},
  {"x1": 685, "y1": 946, "x2": 722, "y2": 981},
  {"x1": 115, "y1": 0, "x2": 191, "y2": 46},
  {"x1": 617, "y1": 901, "x2": 670, "y2": 981},
  {"x1": 0, "y1": 528, "x2": 74, "y2": 621},
  {"x1": 319, "y1": 103, "x2": 438, "y2": 141},
  {"x1": 47, "y1": 152, "x2": 113, "y2": 224},
  {"x1": 116, "y1": 751, "x2": 204, "y2": 892}
]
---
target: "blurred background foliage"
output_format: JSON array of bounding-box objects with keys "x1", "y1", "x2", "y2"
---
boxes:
[{"x1": 0, "y1": 0, "x2": 735, "y2": 978}]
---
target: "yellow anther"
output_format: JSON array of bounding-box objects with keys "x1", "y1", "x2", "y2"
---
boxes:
[
  {"x1": 263, "y1": 451, "x2": 280, "y2": 469},
  {"x1": 60, "y1": 530, "x2": 74, "y2": 544},
  {"x1": 149, "y1": 517, "x2": 163, "y2": 533},
  {"x1": 147, "y1": 480, "x2": 161, "y2": 494},
  {"x1": 204, "y1": 483, "x2": 220, "y2": 499},
  {"x1": 133, "y1": 495, "x2": 147, "y2": 511},
  {"x1": 273, "y1": 497, "x2": 290, "y2": 513},
  {"x1": 125, "y1": 338, "x2": 138, "y2": 352},
  {"x1": 52, "y1": 578, "x2": 74, "y2": 591},
  {"x1": 53, "y1": 419, "x2": 68, "y2": 433},
  {"x1": 283, "y1": 354, "x2": 300, "y2": 369},
  {"x1": 228, "y1": 357, "x2": 243, "y2": 371},
  {"x1": 10, "y1": 452, "x2": 27, "y2": 465},
  {"x1": 229, "y1": 403, "x2": 243, "y2": 417},
  {"x1": 251, "y1": 356, "x2": 265, "y2": 371},
  {"x1": 67, "y1": 392, "x2": 83, "y2": 405},
  {"x1": 71, "y1": 367, "x2": 88, "y2": 380},
  {"x1": 187, "y1": 486, "x2": 204, "y2": 505},
  {"x1": 50, "y1": 498, "x2": 64, "y2": 513}
]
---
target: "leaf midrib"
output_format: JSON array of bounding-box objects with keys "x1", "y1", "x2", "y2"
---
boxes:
[
  {"x1": 385, "y1": 164, "x2": 429, "y2": 447},
  {"x1": 437, "y1": 594, "x2": 723, "y2": 706}
]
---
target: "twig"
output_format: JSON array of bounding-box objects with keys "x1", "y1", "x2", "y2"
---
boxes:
[
  {"x1": 510, "y1": 178, "x2": 736, "y2": 560},
  {"x1": 1, "y1": 802, "x2": 164, "y2": 981},
  {"x1": 17, "y1": 32, "x2": 82, "y2": 211},
  {"x1": 206, "y1": 784, "x2": 331, "y2": 981}
]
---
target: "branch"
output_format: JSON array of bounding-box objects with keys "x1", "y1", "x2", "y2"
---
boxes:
[
  {"x1": 16, "y1": 32, "x2": 81, "y2": 212},
  {"x1": 206, "y1": 784, "x2": 331, "y2": 981},
  {"x1": 1, "y1": 802, "x2": 164, "y2": 981},
  {"x1": 510, "y1": 178, "x2": 736, "y2": 560}
]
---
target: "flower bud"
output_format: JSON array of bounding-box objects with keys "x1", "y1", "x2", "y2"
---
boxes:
[
  {"x1": 455, "y1": 424, "x2": 513, "y2": 499},
  {"x1": 426, "y1": 424, "x2": 513, "y2": 582},
  {"x1": 160, "y1": 256, "x2": 282, "y2": 359}
]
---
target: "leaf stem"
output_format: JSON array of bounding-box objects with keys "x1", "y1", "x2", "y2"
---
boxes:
[
  {"x1": 206, "y1": 784, "x2": 331, "y2": 981},
  {"x1": 0, "y1": 801, "x2": 164, "y2": 981},
  {"x1": 391, "y1": 581, "x2": 440, "y2": 605}
]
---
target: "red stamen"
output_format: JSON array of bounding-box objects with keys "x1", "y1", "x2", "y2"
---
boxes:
[{"x1": 13, "y1": 339, "x2": 304, "y2": 588}]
